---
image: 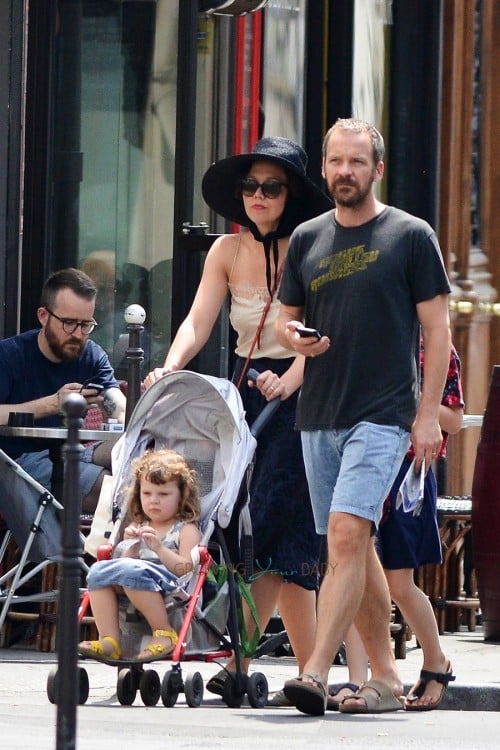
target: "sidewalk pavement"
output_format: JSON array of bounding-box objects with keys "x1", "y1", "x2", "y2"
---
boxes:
[
  {"x1": 0, "y1": 624, "x2": 498, "y2": 711},
  {"x1": 0, "y1": 626, "x2": 499, "y2": 750}
]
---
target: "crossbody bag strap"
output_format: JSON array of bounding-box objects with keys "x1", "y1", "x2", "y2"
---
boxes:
[{"x1": 235, "y1": 263, "x2": 284, "y2": 391}]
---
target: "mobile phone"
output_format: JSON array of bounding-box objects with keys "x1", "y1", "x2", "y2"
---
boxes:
[
  {"x1": 296, "y1": 326, "x2": 321, "y2": 340},
  {"x1": 80, "y1": 382, "x2": 104, "y2": 394}
]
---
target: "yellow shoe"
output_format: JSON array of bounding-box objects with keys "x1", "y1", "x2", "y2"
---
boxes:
[
  {"x1": 78, "y1": 635, "x2": 122, "y2": 662},
  {"x1": 135, "y1": 629, "x2": 178, "y2": 663}
]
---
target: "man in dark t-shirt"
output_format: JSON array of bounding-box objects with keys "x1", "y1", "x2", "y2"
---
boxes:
[
  {"x1": 0, "y1": 268, "x2": 126, "y2": 512},
  {"x1": 276, "y1": 119, "x2": 452, "y2": 716}
]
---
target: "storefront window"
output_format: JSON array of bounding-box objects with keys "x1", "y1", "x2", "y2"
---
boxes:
[{"x1": 54, "y1": 0, "x2": 180, "y2": 378}]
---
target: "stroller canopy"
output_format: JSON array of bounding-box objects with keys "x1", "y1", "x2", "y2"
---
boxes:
[{"x1": 110, "y1": 371, "x2": 257, "y2": 532}]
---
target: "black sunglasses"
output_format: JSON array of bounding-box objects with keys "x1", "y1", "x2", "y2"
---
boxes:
[{"x1": 240, "y1": 177, "x2": 288, "y2": 199}]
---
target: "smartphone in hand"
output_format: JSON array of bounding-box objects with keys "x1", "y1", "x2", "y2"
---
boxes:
[
  {"x1": 79, "y1": 382, "x2": 104, "y2": 394},
  {"x1": 296, "y1": 326, "x2": 321, "y2": 340}
]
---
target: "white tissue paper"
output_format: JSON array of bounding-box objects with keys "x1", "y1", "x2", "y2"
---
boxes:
[{"x1": 396, "y1": 459, "x2": 425, "y2": 516}]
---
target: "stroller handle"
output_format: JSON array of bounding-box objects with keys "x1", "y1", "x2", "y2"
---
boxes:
[{"x1": 247, "y1": 368, "x2": 281, "y2": 438}]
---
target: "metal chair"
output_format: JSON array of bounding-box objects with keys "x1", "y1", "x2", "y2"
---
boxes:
[{"x1": 0, "y1": 449, "x2": 89, "y2": 650}]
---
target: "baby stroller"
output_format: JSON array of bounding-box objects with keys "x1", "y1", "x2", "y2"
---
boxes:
[{"x1": 60, "y1": 370, "x2": 277, "y2": 708}]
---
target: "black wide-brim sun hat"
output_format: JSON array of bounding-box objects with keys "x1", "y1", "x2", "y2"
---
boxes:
[{"x1": 201, "y1": 136, "x2": 332, "y2": 237}]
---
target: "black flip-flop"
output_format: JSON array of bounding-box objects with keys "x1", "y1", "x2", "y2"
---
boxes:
[{"x1": 405, "y1": 662, "x2": 455, "y2": 711}]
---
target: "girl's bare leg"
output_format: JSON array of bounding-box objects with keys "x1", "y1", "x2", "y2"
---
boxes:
[
  {"x1": 123, "y1": 588, "x2": 176, "y2": 654},
  {"x1": 329, "y1": 624, "x2": 369, "y2": 702},
  {"x1": 386, "y1": 568, "x2": 450, "y2": 707},
  {"x1": 79, "y1": 587, "x2": 121, "y2": 655}
]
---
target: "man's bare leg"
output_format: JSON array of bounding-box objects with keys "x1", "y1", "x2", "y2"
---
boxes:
[{"x1": 288, "y1": 512, "x2": 373, "y2": 688}]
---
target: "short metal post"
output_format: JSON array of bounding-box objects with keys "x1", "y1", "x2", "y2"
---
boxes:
[
  {"x1": 124, "y1": 304, "x2": 146, "y2": 426},
  {"x1": 56, "y1": 393, "x2": 86, "y2": 750}
]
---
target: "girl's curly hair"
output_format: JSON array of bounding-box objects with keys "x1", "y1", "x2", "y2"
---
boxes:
[{"x1": 126, "y1": 449, "x2": 201, "y2": 524}]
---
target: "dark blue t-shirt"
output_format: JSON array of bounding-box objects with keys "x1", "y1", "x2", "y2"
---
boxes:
[{"x1": 0, "y1": 329, "x2": 119, "y2": 458}]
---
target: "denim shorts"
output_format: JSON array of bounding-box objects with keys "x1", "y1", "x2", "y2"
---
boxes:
[
  {"x1": 301, "y1": 422, "x2": 411, "y2": 533},
  {"x1": 87, "y1": 557, "x2": 180, "y2": 593},
  {"x1": 17, "y1": 449, "x2": 103, "y2": 501}
]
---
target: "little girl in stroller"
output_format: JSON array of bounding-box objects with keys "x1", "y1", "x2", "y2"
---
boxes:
[{"x1": 78, "y1": 449, "x2": 201, "y2": 663}]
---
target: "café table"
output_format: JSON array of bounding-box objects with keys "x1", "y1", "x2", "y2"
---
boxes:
[
  {"x1": 0, "y1": 424, "x2": 123, "y2": 499},
  {"x1": 0, "y1": 424, "x2": 123, "y2": 442}
]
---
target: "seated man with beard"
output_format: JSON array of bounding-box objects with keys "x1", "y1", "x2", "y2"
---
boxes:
[{"x1": 0, "y1": 268, "x2": 126, "y2": 513}]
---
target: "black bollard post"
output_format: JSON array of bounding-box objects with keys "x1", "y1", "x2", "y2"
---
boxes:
[
  {"x1": 124, "y1": 304, "x2": 146, "y2": 426},
  {"x1": 56, "y1": 393, "x2": 87, "y2": 750}
]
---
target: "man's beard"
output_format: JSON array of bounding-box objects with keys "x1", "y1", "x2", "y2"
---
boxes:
[
  {"x1": 329, "y1": 177, "x2": 374, "y2": 208},
  {"x1": 44, "y1": 322, "x2": 85, "y2": 361}
]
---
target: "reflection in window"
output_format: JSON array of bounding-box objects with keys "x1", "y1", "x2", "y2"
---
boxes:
[
  {"x1": 352, "y1": 0, "x2": 391, "y2": 128},
  {"x1": 352, "y1": 0, "x2": 392, "y2": 198},
  {"x1": 261, "y1": 1, "x2": 306, "y2": 142}
]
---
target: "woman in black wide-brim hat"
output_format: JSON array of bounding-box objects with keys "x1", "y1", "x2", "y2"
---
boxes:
[{"x1": 145, "y1": 137, "x2": 332, "y2": 705}]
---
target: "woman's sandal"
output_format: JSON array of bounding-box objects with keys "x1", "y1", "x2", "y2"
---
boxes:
[
  {"x1": 135, "y1": 629, "x2": 178, "y2": 663},
  {"x1": 78, "y1": 635, "x2": 122, "y2": 662},
  {"x1": 206, "y1": 669, "x2": 228, "y2": 697},
  {"x1": 404, "y1": 662, "x2": 455, "y2": 711},
  {"x1": 326, "y1": 682, "x2": 359, "y2": 711},
  {"x1": 267, "y1": 688, "x2": 293, "y2": 707}
]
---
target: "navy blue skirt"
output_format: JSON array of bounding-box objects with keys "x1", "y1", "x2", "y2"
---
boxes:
[
  {"x1": 377, "y1": 457, "x2": 442, "y2": 570},
  {"x1": 233, "y1": 357, "x2": 320, "y2": 590}
]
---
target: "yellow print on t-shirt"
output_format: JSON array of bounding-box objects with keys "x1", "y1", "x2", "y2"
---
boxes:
[{"x1": 311, "y1": 245, "x2": 379, "y2": 291}]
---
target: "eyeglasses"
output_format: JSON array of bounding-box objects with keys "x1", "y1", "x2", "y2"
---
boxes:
[
  {"x1": 240, "y1": 177, "x2": 288, "y2": 199},
  {"x1": 45, "y1": 307, "x2": 97, "y2": 335}
]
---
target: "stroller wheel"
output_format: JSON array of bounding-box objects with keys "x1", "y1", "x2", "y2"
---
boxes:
[
  {"x1": 184, "y1": 672, "x2": 204, "y2": 707},
  {"x1": 247, "y1": 672, "x2": 269, "y2": 708},
  {"x1": 139, "y1": 669, "x2": 161, "y2": 706},
  {"x1": 117, "y1": 667, "x2": 137, "y2": 705},
  {"x1": 222, "y1": 672, "x2": 244, "y2": 708},
  {"x1": 47, "y1": 668, "x2": 58, "y2": 705},
  {"x1": 78, "y1": 667, "x2": 90, "y2": 705},
  {"x1": 161, "y1": 669, "x2": 180, "y2": 707}
]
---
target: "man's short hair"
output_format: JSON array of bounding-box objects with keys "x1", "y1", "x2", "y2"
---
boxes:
[
  {"x1": 40, "y1": 268, "x2": 97, "y2": 309},
  {"x1": 322, "y1": 118, "x2": 385, "y2": 165}
]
